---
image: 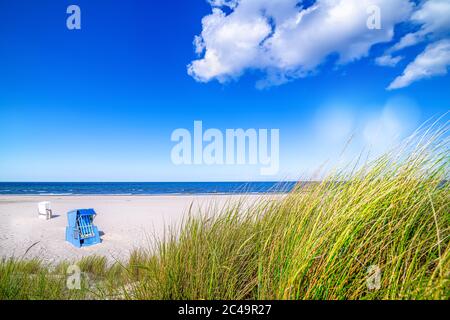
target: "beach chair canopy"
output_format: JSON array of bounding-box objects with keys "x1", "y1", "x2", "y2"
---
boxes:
[{"x1": 77, "y1": 209, "x2": 96, "y2": 217}]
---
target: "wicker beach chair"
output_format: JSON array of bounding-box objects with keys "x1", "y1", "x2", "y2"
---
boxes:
[
  {"x1": 38, "y1": 201, "x2": 52, "y2": 220},
  {"x1": 65, "y1": 209, "x2": 101, "y2": 247}
]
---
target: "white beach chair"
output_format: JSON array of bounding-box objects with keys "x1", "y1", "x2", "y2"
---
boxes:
[{"x1": 38, "y1": 201, "x2": 52, "y2": 220}]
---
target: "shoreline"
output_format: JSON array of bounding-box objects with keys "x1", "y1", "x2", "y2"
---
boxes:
[{"x1": 0, "y1": 192, "x2": 289, "y2": 197}]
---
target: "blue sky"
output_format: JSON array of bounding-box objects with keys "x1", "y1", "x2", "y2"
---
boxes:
[{"x1": 0, "y1": 0, "x2": 449, "y2": 181}]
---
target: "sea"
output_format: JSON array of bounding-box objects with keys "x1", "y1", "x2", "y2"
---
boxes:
[{"x1": 0, "y1": 182, "x2": 298, "y2": 195}]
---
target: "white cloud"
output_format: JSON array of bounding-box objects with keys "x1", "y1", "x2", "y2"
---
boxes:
[
  {"x1": 391, "y1": 33, "x2": 424, "y2": 53},
  {"x1": 375, "y1": 54, "x2": 403, "y2": 67},
  {"x1": 413, "y1": 0, "x2": 450, "y2": 34},
  {"x1": 388, "y1": 39, "x2": 450, "y2": 90},
  {"x1": 381, "y1": 0, "x2": 450, "y2": 89},
  {"x1": 190, "y1": 0, "x2": 450, "y2": 89},
  {"x1": 188, "y1": 6, "x2": 272, "y2": 82},
  {"x1": 188, "y1": 0, "x2": 413, "y2": 87},
  {"x1": 208, "y1": 0, "x2": 238, "y2": 8},
  {"x1": 390, "y1": 0, "x2": 450, "y2": 52}
]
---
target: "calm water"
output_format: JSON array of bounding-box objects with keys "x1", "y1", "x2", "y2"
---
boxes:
[{"x1": 0, "y1": 182, "x2": 297, "y2": 195}]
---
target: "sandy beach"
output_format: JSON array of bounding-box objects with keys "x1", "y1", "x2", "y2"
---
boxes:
[{"x1": 0, "y1": 194, "x2": 272, "y2": 264}]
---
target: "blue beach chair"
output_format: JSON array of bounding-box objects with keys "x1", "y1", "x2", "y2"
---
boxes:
[{"x1": 65, "y1": 209, "x2": 101, "y2": 247}]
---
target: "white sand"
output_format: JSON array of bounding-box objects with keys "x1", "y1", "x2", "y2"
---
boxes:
[{"x1": 0, "y1": 194, "x2": 273, "y2": 264}]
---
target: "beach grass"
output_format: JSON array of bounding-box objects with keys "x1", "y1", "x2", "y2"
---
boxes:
[{"x1": 0, "y1": 123, "x2": 448, "y2": 300}]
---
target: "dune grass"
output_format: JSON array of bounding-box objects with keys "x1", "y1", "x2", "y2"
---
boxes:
[{"x1": 0, "y1": 124, "x2": 449, "y2": 300}]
